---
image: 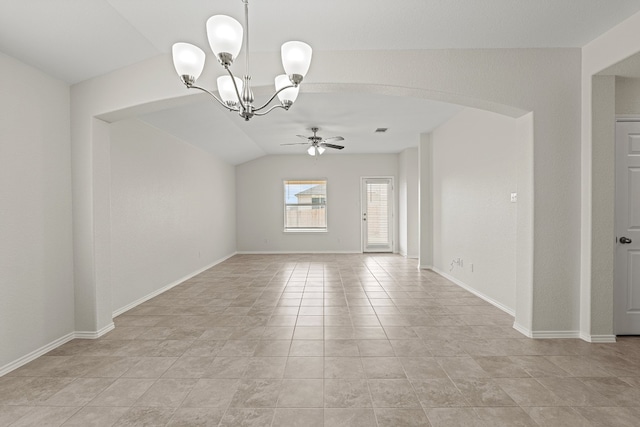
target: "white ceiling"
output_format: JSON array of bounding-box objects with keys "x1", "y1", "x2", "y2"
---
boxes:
[
  {"x1": 139, "y1": 92, "x2": 463, "y2": 164},
  {"x1": 3, "y1": 1, "x2": 640, "y2": 84},
  {"x1": 3, "y1": 0, "x2": 640, "y2": 164}
]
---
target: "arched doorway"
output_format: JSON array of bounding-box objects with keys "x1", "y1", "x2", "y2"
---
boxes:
[{"x1": 74, "y1": 50, "x2": 577, "y2": 340}]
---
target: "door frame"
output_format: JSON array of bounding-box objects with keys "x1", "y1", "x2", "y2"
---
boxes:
[
  {"x1": 614, "y1": 117, "x2": 640, "y2": 334},
  {"x1": 360, "y1": 176, "x2": 395, "y2": 253}
]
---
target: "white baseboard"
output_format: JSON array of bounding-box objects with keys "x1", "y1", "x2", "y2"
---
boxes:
[
  {"x1": 531, "y1": 330, "x2": 581, "y2": 339},
  {"x1": 418, "y1": 264, "x2": 433, "y2": 270},
  {"x1": 75, "y1": 322, "x2": 115, "y2": 339},
  {"x1": 0, "y1": 332, "x2": 75, "y2": 377},
  {"x1": 0, "y1": 323, "x2": 117, "y2": 377},
  {"x1": 428, "y1": 268, "x2": 615, "y2": 343},
  {"x1": 517, "y1": 325, "x2": 617, "y2": 341},
  {"x1": 1, "y1": 253, "x2": 240, "y2": 378},
  {"x1": 236, "y1": 250, "x2": 361, "y2": 255},
  {"x1": 430, "y1": 267, "x2": 515, "y2": 317},
  {"x1": 399, "y1": 250, "x2": 418, "y2": 259},
  {"x1": 579, "y1": 332, "x2": 617, "y2": 343},
  {"x1": 513, "y1": 322, "x2": 532, "y2": 338},
  {"x1": 399, "y1": 251, "x2": 419, "y2": 259},
  {"x1": 112, "y1": 252, "x2": 237, "y2": 318},
  {"x1": 398, "y1": 251, "x2": 418, "y2": 260}
]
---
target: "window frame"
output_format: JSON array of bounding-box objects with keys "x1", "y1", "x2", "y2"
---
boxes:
[{"x1": 283, "y1": 179, "x2": 328, "y2": 233}]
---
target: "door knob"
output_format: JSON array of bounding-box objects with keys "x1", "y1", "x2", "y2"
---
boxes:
[{"x1": 620, "y1": 237, "x2": 633, "y2": 244}]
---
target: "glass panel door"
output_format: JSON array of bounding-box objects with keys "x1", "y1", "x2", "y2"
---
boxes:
[{"x1": 362, "y1": 178, "x2": 393, "y2": 252}]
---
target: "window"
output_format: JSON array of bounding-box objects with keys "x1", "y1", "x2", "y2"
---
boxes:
[{"x1": 284, "y1": 180, "x2": 327, "y2": 231}]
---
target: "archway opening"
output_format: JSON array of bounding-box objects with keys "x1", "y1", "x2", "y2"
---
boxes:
[{"x1": 96, "y1": 83, "x2": 534, "y2": 337}]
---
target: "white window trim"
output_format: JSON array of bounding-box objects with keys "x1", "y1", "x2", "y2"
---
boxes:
[{"x1": 283, "y1": 179, "x2": 328, "y2": 233}]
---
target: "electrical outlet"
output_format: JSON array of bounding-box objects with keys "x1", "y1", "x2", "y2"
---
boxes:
[{"x1": 510, "y1": 192, "x2": 518, "y2": 203}]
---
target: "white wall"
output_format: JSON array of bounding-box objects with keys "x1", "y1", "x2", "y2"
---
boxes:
[
  {"x1": 581, "y1": 10, "x2": 640, "y2": 340},
  {"x1": 0, "y1": 52, "x2": 74, "y2": 370},
  {"x1": 71, "y1": 47, "x2": 578, "y2": 337},
  {"x1": 419, "y1": 134, "x2": 434, "y2": 269},
  {"x1": 431, "y1": 108, "x2": 518, "y2": 312},
  {"x1": 110, "y1": 119, "x2": 236, "y2": 314},
  {"x1": 236, "y1": 154, "x2": 398, "y2": 253},
  {"x1": 398, "y1": 148, "x2": 419, "y2": 258},
  {"x1": 616, "y1": 76, "x2": 640, "y2": 114}
]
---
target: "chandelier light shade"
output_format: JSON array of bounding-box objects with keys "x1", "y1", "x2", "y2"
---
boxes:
[
  {"x1": 172, "y1": 43, "x2": 206, "y2": 81},
  {"x1": 206, "y1": 15, "x2": 243, "y2": 63},
  {"x1": 307, "y1": 146, "x2": 316, "y2": 156},
  {"x1": 171, "y1": 0, "x2": 312, "y2": 121},
  {"x1": 275, "y1": 74, "x2": 299, "y2": 104},
  {"x1": 281, "y1": 41, "x2": 313, "y2": 78},
  {"x1": 217, "y1": 76, "x2": 243, "y2": 105}
]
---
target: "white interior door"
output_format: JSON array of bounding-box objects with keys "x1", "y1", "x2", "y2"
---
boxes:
[
  {"x1": 362, "y1": 177, "x2": 393, "y2": 252},
  {"x1": 615, "y1": 121, "x2": 640, "y2": 335}
]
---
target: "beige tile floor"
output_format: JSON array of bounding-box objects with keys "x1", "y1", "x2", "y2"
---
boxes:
[{"x1": 1, "y1": 254, "x2": 640, "y2": 426}]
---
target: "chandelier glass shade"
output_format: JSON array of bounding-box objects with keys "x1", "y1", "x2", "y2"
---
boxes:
[
  {"x1": 206, "y1": 15, "x2": 243, "y2": 60},
  {"x1": 171, "y1": 0, "x2": 312, "y2": 121},
  {"x1": 217, "y1": 76, "x2": 243, "y2": 105}
]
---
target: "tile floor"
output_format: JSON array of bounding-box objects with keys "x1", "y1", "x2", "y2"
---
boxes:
[{"x1": 1, "y1": 254, "x2": 640, "y2": 426}]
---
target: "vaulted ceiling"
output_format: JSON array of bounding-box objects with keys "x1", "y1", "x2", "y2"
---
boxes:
[{"x1": 3, "y1": 0, "x2": 640, "y2": 163}]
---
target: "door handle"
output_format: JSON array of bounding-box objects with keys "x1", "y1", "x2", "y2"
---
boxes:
[{"x1": 620, "y1": 237, "x2": 633, "y2": 244}]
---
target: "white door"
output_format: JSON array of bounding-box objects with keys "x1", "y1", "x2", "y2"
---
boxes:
[
  {"x1": 615, "y1": 121, "x2": 640, "y2": 334},
  {"x1": 362, "y1": 178, "x2": 393, "y2": 252}
]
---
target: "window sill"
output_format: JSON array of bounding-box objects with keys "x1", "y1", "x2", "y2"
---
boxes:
[{"x1": 284, "y1": 229, "x2": 328, "y2": 233}]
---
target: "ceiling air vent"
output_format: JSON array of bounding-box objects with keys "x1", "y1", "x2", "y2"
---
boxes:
[{"x1": 374, "y1": 128, "x2": 388, "y2": 133}]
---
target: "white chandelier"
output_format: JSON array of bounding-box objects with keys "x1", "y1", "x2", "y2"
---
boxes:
[{"x1": 171, "y1": 0, "x2": 312, "y2": 121}]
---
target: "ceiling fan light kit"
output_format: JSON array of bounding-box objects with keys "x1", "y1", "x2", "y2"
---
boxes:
[
  {"x1": 171, "y1": 0, "x2": 312, "y2": 121},
  {"x1": 282, "y1": 127, "x2": 345, "y2": 156}
]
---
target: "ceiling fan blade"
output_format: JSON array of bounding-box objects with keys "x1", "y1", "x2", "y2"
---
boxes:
[
  {"x1": 296, "y1": 135, "x2": 310, "y2": 140},
  {"x1": 323, "y1": 136, "x2": 344, "y2": 143},
  {"x1": 281, "y1": 142, "x2": 310, "y2": 146},
  {"x1": 323, "y1": 143, "x2": 344, "y2": 150}
]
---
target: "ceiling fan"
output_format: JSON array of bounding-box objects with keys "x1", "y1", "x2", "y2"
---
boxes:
[{"x1": 281, "y1": 127, "x2": 345, "y2": 156}]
